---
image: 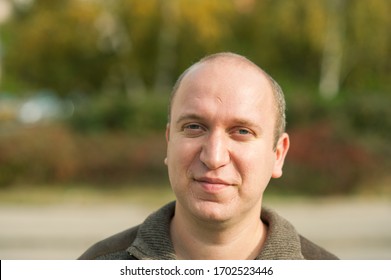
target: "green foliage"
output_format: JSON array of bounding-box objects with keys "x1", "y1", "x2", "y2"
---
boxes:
[
  {"x1": 2, "y1": 0, "x2": 114, "y2": 95},
  {"x1": 0, "y1": 125, "x2": 168, "y2": 187},
  {"x1": 1, "y1": 0, "x2": 390, "y2": 195},
  {"x1": 269, "y1": 89, "x2": 391, "y2": 196},
  {"x1": 70, "y1": 92, "x2": 169, "y2": 134},
  {"x1": 0, "y1": 126, "x2": 79, "y2": 186},
  {"x1": 2, "y1": 0, "x2": 390, "y2": 96}
]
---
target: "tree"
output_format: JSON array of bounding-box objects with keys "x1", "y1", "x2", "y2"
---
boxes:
[
  {"x1": 1, "y1": 0, "x2": 390, "y2": 98},
  {"x1": 3, "y1": 0, "x2": 113, "y2": 96},
  {"x1": 319, "y1": 0, "x2": 346, "y2": 99}
]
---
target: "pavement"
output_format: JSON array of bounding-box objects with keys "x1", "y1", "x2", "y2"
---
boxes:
[{"x1": 0, "y1": 198, "x2": 390, "y2": 260}]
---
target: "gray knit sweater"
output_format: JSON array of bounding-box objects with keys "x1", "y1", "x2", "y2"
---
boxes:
[{"x1": 78, "y1": 201, "x2": 338, "y2": 260}]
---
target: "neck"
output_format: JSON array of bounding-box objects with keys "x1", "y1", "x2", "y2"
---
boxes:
[{"x1": 170, "y1": 203, "x2": 268, "y2": 260}]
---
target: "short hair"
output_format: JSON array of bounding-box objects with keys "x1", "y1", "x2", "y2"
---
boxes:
[{"x1": 168, "y1": 52, "x2": 286, "y2": 149}]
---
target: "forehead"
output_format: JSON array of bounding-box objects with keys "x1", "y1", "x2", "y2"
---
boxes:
[
  {"x1": 171, "y1": 59, "x2": 275, "y2": 125},
  {"x1": 175, "y1": 58, "x2": 273, "y2": 103},
  {"x1": 177, "y1": 56, "x2": 272, "y2": 94},
  {"x1": 185, "y1": 57, "x2": 268, "y2": 84}
]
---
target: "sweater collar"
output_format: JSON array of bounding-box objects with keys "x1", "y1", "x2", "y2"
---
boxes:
[
  {"x1": 127, "y1": 201, "x2": 304, "y2": 260},
  {"x1": 256, "y1": 206, "x2": 304, "y2": 260}
]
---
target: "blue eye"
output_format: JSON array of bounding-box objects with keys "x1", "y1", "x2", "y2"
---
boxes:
[
  {"x1": 186, "y1": 124, "x2": 202, "y2": 130},
  {"x1": 232, "y1": 127, "x2": 256, "y2": 140},
  {"x1": 182, "y1": 123, "x2": 205, "y2": 137},
  {"x1": 238, "y1": 129, "x2": 250, "y2": 135}
]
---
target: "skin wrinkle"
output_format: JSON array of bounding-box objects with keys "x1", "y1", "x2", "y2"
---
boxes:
[{"x1": 216, "y1": 96, "x2": 223, "y2": 105}]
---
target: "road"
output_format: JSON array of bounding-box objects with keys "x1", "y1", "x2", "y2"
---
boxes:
[{"x1": 0, "y1": 198, "x2": 390, "y2": 259}]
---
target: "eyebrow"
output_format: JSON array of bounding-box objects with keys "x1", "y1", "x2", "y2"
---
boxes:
[{"x1": 175, "y1": 113, "x2": 205, "y2": 125}]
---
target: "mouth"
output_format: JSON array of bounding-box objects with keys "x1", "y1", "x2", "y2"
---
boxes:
[{"x1": 193, "y1": 177, "x2": 233, "y2": 193}]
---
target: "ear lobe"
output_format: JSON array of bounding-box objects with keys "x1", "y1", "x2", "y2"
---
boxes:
[{"x1": 272, "y1": 133, "x2": 290, "y2": 179}]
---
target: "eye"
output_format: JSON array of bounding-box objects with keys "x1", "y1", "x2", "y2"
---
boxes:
[
  {"x1": 231, "y1": 127, "x2": 255, "y2": 140},
  {"x1": 182, "y1": 123, "x2": 205, "y2": 137},
  {"x1": 185, "y1": 124, "x2": 202, "y2": 130},
  {"x1": 238, "y1": 129, "x2": 251, "y2": 135}
]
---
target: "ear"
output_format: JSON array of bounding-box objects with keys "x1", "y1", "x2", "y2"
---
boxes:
[
  {"x1": 165, "y1": 123, "x2": 170, "y2": 142},
  {"x1": 164, "y1": 124, "x2": 170, "y2": 166},
  {"x1": 271, "y1": 133, "x2": 290, "y2": 178}
]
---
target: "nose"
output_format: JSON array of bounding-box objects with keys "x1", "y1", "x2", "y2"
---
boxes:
[{"x1": 199, "y1": 131, "x2": 230, "y2": 170}]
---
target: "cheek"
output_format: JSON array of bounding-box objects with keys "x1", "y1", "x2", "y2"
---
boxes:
[
  {"x1": 237, "y1": 147, "x2": 276, "y2": 185},
  {"x1": 167, "y1": 139, "x2": 199, "y2": 174}
]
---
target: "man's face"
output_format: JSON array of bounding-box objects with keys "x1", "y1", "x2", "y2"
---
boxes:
[{"x1": 166, "y1": 59, "x2": 289, "y2": 224}]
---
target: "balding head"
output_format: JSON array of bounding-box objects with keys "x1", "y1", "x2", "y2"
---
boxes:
[{"x1": 168, "y1": 52, "x2": 286, "y2": 148}]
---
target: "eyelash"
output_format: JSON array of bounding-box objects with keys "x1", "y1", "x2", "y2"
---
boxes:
[
  {"x1": 185, "y1": 124, "x2": 203, "y2": 130},
  {"x1": 237, "y1": 128, "x2": 250, "y2": 135},
  {"x1": 181, "y1": 123, "x2": 205, "y2": 136},
  {"x1": 182, "y1": 124, "x2": 255, "y2": 138}
]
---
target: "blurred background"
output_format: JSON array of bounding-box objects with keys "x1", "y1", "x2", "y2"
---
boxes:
[{"x1": 0, "y1": 0, "x2": 390, "y2": 259}]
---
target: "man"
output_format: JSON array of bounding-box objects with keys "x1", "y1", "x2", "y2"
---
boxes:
[{"x1": 78, "y1": 52, "x2": 338, "y2": 260}]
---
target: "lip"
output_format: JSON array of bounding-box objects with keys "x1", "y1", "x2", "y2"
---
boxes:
[
  {"x1": 195, "y1": 177, "x2": 231, "y2": 185},
  {"x1": 193, "y1": 177, "x2": 233, "y2": 193}
]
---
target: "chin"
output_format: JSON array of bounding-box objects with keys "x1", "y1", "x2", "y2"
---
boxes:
[{"x1": 191, "y1": 199, "x2": 234, "y2": 223}]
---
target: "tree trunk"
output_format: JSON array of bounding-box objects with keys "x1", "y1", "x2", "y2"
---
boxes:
[
  {"x1": 154, "y1": 0, "x2": 179, "y2": 93},
  {"x1": 319, "y1": 0, "x2": 346, "y2": 99}
]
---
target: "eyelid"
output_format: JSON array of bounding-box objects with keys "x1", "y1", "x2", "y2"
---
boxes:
[
  {"x1": 181, "y1": 122, "x2": 207, "y2": 137},
  {"x1": 230, "y1": 127, "x2": 257, "y2": 139},
  {"x1": 233, "y1": 126, "x2": 254, "y2": 134},
  {"x1": 183, "y1": 123, "x2": 205, "y2": 130}
]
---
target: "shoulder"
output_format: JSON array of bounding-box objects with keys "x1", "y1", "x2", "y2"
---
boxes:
[
  {"x1": 78, "y1": 225, "x2": 140, "y2": 260},
  {"x1": 299, "y1": 235, "x2": 339, "y2": 260},
  {"x1": 260, "y1": 206, "x2": 338, "y2": 260}
]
